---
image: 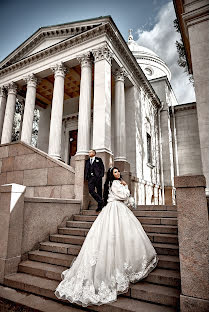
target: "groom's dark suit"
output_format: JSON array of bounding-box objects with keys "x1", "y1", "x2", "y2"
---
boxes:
[{"x1": 84, "y1": 157, "x2": 104, "y2": 208}]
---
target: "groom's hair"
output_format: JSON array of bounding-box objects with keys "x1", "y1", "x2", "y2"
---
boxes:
[{"x1": 89, "y1": 149, "x2": 96, "y2": 155}]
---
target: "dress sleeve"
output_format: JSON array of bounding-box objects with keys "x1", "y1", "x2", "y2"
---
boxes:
[{"x1": 111, "y1": 180, "x2": 130, "y2": 200}]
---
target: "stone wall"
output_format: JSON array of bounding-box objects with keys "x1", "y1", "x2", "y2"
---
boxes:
[{"x1": 0, "y1": 141, "x2": 75, "y2": 199}]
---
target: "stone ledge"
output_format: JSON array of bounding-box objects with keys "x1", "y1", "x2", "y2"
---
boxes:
[
  {"x1": 24, "y1": 196, "x2": 81, "y2": 204},
  {"x1": 180, "y1": 294, "x2": 209, "y2": 312},
  {"x1": 0, "y1": 142, "x2": 75, "y2": 174},
  {"x1": 174, "y1": 175, "x2": 206, "y2": 188}
]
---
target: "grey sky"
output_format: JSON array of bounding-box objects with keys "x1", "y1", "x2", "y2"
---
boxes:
[{"x1": 0, "y1": 0, "x2": 195, "y2": 103}]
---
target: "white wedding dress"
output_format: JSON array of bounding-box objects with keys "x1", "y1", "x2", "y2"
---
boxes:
[{"x1": 55, "y1": 180, "x2": 158, "y2": 307}]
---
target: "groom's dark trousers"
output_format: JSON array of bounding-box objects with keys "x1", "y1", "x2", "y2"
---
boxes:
[{"x1": 84, "y1": 157, "x2": 104, "y2": 208}]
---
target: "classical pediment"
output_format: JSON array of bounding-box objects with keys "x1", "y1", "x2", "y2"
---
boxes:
[{"x1": 0, "y1": 16, "x2": 109, "y2": 69}]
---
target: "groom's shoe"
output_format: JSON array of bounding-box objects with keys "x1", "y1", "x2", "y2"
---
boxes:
[{"x1": 96, "y1": 202, "x2": 104, "y2": 212}]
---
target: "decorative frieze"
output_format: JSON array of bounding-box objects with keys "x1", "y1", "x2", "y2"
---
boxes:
[
  {"x1": 77, "y1": 52, "x2": 92, "y2": 68},
  {"x1": 92, "y1": 44, "x2": 113, "y2": 64},
  {"x1": 51, "y1": 62, "x2": 67, "y2": 78}
]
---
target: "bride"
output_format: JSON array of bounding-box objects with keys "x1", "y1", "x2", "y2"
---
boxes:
[{"x1": 55, "y1": 167, "x2": 158, "y2": 307}]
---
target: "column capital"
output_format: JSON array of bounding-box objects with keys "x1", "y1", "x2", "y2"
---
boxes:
[
  {"x1": 51, "y1": 62, "x2": 67, "y2": 78},
  {"x1": 6, "y1": 82, "x2": 17, "y2": 95},
  {"x1": 24, "y1": 74, "x2": 38, "y2": 88},
  {"x1": 77, "y1": 52, "x2": 92, "y2": 68},
  {"x1": 0, "y1": 86, "x2": 7, "y2": 98},
  {"x1": 92, "y1": 44, "x2": 113, "y2": 64},
  {"x1": 114, "y1": 68, "x2": 127, "y2": 82}
]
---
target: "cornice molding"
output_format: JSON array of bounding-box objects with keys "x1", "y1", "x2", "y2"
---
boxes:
[{"x1": 0, "y1": 22, "x2": 161, "y2": 108}]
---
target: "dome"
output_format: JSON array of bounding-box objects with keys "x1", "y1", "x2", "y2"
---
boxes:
[{"x1": 127, "y1": 31, "x2": 171, "y2": 81}]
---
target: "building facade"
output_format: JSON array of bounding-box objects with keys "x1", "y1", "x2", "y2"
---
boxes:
[{"x1": 0, "y1": 15, "x2": 202, "y2": 206}]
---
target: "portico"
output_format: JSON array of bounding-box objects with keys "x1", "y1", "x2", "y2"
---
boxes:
[{"x1": 0, "y1": 16, "x2": 162, "y2": 206}]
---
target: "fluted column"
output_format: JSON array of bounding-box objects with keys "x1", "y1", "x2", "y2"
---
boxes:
[
  {"x1": 0, "y1": 87, "x2": 7, "y2": 141},
  {"x1": 21, "y1": 74, "x2": 38, "y2": 144},
  {"x1": 48, "y1": 63, "x2": 66, "y2": 160},
  {"x1": 1, "y1": 83, "x2": 17, "y2": 144},
  {"x1": 76, "y1": 52, "x2": 92, "y2": 155},
  {"x1": 92, "y1": 44, "x2": 112, "y2": 153},
  {"x1": 114, "y1": 68, "x2": 127, "y2": 161}
]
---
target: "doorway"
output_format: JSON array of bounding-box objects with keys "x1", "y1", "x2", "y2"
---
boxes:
[{"x1": 69, "y1": 130, "x2": 77, "y2": 165}]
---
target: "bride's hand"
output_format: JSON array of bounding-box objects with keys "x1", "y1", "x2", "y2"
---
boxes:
[{"x1": 120, "y1": 180, "x2": 127, "y2": 186}]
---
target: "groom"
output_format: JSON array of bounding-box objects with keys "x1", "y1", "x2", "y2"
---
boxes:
[{"x1": 84, "y1": 149, "x2": 104, "y2": 212}]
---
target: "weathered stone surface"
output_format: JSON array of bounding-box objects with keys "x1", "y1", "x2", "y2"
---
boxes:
[
  {"x1": 23, "y1": 168, "x2": 48, "y2": 186},
  {"x1": 6, "y1": 171, "x2": 24, "y2": 185},
  {"x1": 0, "y1": 172, "x2": 7, "y2": 185},
  {"x1": 34, "y1": 185, "x2": 61, "y2": 198},
  {"x1": 1, "y1": 156, "x2": 15, "y2": 172},
  {"x1": 25, "y1": 187, "x2": 34, "y2": 197},
  {"x1": 8, "y1": 143, "x2": 34, "y2": 156},
  {"x1": 22, "y1": 198, "x2": 80, "y2": 255},
  {"x1": 0, "y1": 145, "x2": 9, "y2": 158},
  {"x1": 174, "y1": 175, "x2": 206, "y2": 188},
  {"x1": 180, "y1": 294, "x2": 209, "y2": 312},
  {"x1": 60, "y1": 184, "x2": 74, "y2": 199},
  {"x1": 47, "y1": 167, "x2": 74, "y2": 185},
  {"x1": 14, "y1": 153, "x2": 47, "y2": 171},
  {"x1": 175, "y1": 175, "x2": 209, "y2": 300}
]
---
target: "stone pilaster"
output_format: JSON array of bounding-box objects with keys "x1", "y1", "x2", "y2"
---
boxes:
[
  {"x1": 174, "y1": 175, "x2": 209, "y2": 312},
  {"x1": 21, "y1": 74, "x2": 38, "y2": 145},
  {"x1": 92, "y1": 44, "x2": 113, "y2": 154},
  {"x1": 0, "y1": 87, "x2": 7, "y2": 141},
  {"x1": 76, "y1": 52, "x2": 92, "y2": 155},
  {"x1": 114, "y1": 67, "x2": 127, "y2": 161},
  {"x1": 48, "y1": 62, "x2": 67, "y2": 160},
  {"x1": 1, "y1": 82, "x2": 17, "y2": 144}
]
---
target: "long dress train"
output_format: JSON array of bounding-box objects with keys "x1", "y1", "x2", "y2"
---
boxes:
[{"x1": 55, "y1": 180, "x2": 158, "y2": 307}]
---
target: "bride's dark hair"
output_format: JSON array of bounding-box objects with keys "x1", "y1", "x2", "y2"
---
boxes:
[{"x1": 103, "y1": 167, "x2": 122, "y2": 206}]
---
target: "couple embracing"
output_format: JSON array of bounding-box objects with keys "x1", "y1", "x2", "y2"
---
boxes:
[{"x1": 55, "y1": 148, "x2": 158, "y2": 307}]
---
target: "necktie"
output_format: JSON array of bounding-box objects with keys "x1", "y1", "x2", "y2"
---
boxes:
[{"x1": 90, "y1": 158, "x2": 93, "y2": 165}]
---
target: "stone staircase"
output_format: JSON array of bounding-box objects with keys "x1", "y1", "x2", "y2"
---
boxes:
[{"x1": 2, "y1": 204, "x2": 180, "y2": 312}]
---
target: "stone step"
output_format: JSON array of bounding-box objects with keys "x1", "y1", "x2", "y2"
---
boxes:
[
  {"x1": 143, "y1": 224, "x2": 178, "y2": 234},
  {"x1": 50, "y1": 234, "x2": 85, "y2": 245},
  {"x1": 58, "y1": 227, "x2": 178, "y2": 244},
  {"x1": 2, "y1": 276, "x2": 177, "y2": 312},
  {"x1": 0, "y1": 277, "x2": 176, "y2": 312},
  {"x1": 0, "y1": 285, "x2": 85, "y2": 312},
  {"x1": 66, "y1": 220, "x2": 93, "y2": 229},
  {"x1": 28, "y1": 250, "x2": 74, "y2": 267},
  {"x1": 130, "y1": 282, "x2": 180, "y2": 307},
  {"x1": 18, "y1": 256, "x2": 180, "y2": 288},
  {"x1": 144, "y1": 268, "x2": 180, "y2": 288},
  {"x1": 39, "y1": 241, "x2": 179, "y2": 270},
  {"x1": 73, "y1": 215, "x2": 177, "y2": 226},
  {"x1": 157, "y1": 255, "x2": 180, "y2": 271},
  {"x1": 82, "y1": 210, "x2": 177, "y2": 218},
  {"x1": 153, "y1": 243, "x2": 179, "y2": 256},
  {"x1": 39, "y1": 241, "x2": 81, "y2": 255},
  {"x1": 18, "y1": 260, "x2": 65, "y2": 281},
  {"x1": 137, "y1": 205, "x2": 177, "y2": 211}
]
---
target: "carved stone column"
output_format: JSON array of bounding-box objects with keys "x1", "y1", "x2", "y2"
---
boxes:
[
  {"x1": 92, "y1": 44, "x2": 112, "y2": 154},
  {"x1": 114, "y1": 68, "x2": 127, "y2": 161},
  {"x1": 0, "y1": 87, "x2": 7, "y2": 141},
  {"x1": 48, "y1": 63, "x2": 66, "y2": 160},
  {"x1": 21, "y1": 74, "x2": 38, "y2": 144},
  {"x1": 1, "y1": 82, "x2": 17, "y2": 144},
  {"x1": 76, "y1": 52, "x2": 92, "y2": 155}
]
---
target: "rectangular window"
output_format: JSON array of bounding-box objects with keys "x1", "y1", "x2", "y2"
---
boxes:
[{"x1": 147, "y1": 133, "x2": 152, "y2": 164}]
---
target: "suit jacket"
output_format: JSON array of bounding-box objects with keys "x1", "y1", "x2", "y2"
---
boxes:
[{"x1": 84, "y1": 157, "x2": 105, "y2": 181}]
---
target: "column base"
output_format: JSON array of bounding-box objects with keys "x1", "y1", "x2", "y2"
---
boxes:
[
  {"x1": 180, "y1": 294, "x2": 209, "y2": 312},
  {"x1": 164, "y1": 186, "x2": 174, "y2": 205},
  {"x1": 74, "y1": 154, "x2": 89, "y2": 210}
]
